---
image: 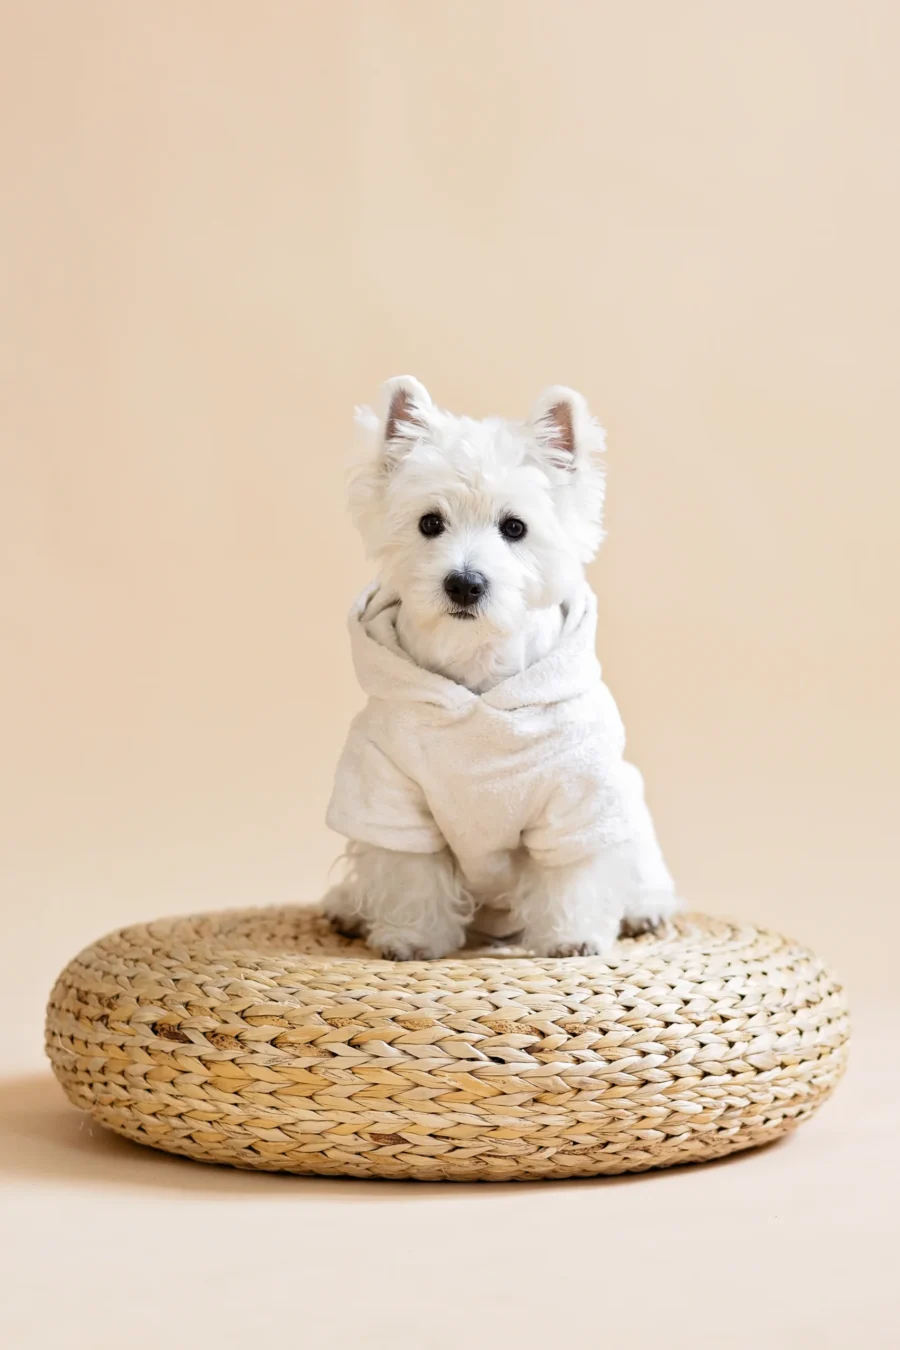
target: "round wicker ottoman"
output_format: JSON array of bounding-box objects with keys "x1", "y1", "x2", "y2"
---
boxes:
[{"x1": 45, "y1": 907, "x2": 849, "y2": 1181}]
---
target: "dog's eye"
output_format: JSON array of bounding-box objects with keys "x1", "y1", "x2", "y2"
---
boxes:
[
  {"x1": 499, "y1": 516, "x2": 527, "y2": 541},
  {"x1": 418, "y1": 513, "x2": 445, "y2": 538}
]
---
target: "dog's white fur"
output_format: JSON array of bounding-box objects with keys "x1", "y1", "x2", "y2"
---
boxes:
[{"x1": 324, "y1": 377, "x2": 677, "y2": 959}]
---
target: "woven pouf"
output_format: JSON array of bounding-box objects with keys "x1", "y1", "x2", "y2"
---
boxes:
[{"x1": 45, "y1": 907, "x2": 849, "y2": 1181}]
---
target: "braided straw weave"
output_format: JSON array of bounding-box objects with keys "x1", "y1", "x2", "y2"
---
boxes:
[{"x1": 45, "y1": 907, "x2": 848, "y2": 1181}]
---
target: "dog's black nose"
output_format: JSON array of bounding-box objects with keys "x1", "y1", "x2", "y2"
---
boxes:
[{"x1": 444, "y1": 570, "x2": 488, "y2": 608}]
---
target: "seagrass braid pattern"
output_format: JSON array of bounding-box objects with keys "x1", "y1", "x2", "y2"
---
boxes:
[{"x1": 45, "y1": 908, "x2": 849, "y2": 1181}]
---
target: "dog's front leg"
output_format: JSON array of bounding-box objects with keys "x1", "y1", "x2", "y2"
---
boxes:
[
  {"x1": 326, "y1": 843, "x2": 470, "y2": 961},
  {"x1": 515, "y1": 852, "x2": 624, "y2": 958}
]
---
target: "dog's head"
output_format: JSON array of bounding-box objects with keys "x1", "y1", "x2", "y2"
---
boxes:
[{"x1": 350, "y1": 376, "x2": 606, "y2": 638}]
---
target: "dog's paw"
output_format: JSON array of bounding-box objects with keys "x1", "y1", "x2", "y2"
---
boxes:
[
  {"x1": 545, "y1": 938, "x2": 607, "y2": 959},
  {"x1": 321, "y1": 885, "x2": 368, "y2": 940},
  {"x1": 620, "y1": 891, "x2": 680, "y2": 939},
  {"x1": 619, "y1": 915, "x2": 663, "y2": 938},
  {"x1": 369, "y1": 915, "x2": 466, "y2": 962},
  {"x1": 375, "y1": 941, "x2": 431, "y2": 962},
  {"x1": 328, "y1": 914, "x2": 367, "y2": 940},
  {"x1": 371, "y1": 930, "x2": 463, "y2": 961}
]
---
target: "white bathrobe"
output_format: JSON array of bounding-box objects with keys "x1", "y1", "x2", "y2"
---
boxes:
[{"x1": 327, "y1": 583, "x2": 674, "y2": 899}]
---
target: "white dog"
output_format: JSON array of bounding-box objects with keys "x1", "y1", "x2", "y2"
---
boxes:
[{"x1": 323, "y1": 377, "x2": 678, "y2": 960}]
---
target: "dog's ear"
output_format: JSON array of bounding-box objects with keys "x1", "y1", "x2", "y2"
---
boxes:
[
  {"x1": 528, "y1": 386, "x2": 606, "y2": 559},
  {"x1": 380, "y1": 376, "x2": 433, "y2": 460},
  {"x1": 528, "y1": 386, "x2": 593, "y2": 471}
]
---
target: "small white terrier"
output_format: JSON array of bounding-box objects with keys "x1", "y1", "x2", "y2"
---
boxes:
[{"x1": 324, "y1": 377, "x2": 678, "y2": 960}]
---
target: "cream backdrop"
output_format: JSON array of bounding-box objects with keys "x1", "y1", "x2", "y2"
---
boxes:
[{"x1": 2, "y1": 4, "x2": 899, "y2": 1349}]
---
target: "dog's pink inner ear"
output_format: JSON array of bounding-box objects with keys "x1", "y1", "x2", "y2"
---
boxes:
[
  {"x1": 385, "y1": 388, "x2": 427, "y2": 446},
  {"x1": 538, "y1": 401, "x2": 576, "y2": 469}
]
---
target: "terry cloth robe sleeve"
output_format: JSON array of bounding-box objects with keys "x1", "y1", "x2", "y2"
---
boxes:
[
  {"x1": 520, "y1": 681, "x2": 635, "y2": 868},
  {"x1": 326, "y1": 711, "x2": 446, "y2": 854},
  {"x1": 522, "y1": 755, "x2": 669, "y2": 874}
]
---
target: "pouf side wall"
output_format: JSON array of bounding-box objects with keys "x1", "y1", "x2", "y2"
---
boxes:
[{"x1": 44, "y1": 908, "x2": 850, "y2": 1182}]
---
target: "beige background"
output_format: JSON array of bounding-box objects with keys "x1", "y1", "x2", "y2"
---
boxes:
[{"x1": 2, "y1": 3, "x2": 899, "y2": 1347}]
